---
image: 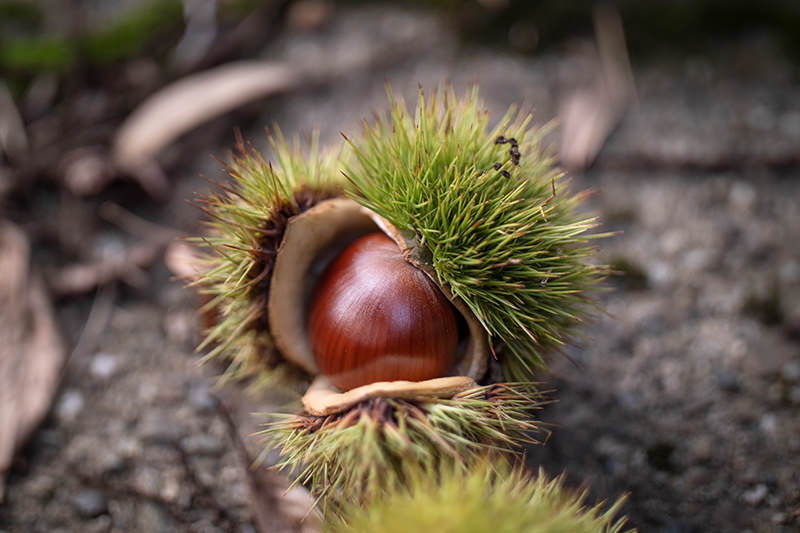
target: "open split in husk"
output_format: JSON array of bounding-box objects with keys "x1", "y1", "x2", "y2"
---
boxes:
[{"x1": 266, "y1": 197, "x2": 489, "y2": 414}]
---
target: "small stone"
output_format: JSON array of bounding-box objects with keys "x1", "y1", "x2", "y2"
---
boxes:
[
  {"x1": 90, "y1": 352, "x2": 118, "y2": 380},
  {"x1": 714, "y1": 368, "x2": 740, "y2": 393},
  {"x1": 138, "y1": 381, "x2": 159, "y2": 403},
  {"x1": 56, "y1": 389, "x2": 84, "y2": 423},
  {"x1": 782, "y1": 360, "x2": 800, "y2": 383},
  {"x1": 616, "y1": 390, "x2": 642, "y2": 412},
  {"x1": 117, "y1": 436, "x2": 141, "y2": 459},
  {"x1": 97, "y1": 449, "x2": 126, "y2": 475},
  {"x1": 28, "y1": 475, "x2": 57, "y2": 499},
  {"x1": 681, "y1": 248, "x2": 711, "y2": 272},
  {"x1": 159, "y1": 468, "x2": 182, "y2": 502},
  {"x1": 760, "y1": 413, "x2": 778, "y2": 437},
  {"x1": 138, "y1": 413, "x2": 184, "y2": 444},
  {"x1": 646, "y1": 260, "x2": 674, "y2": 287},
  {"x1": 779, "y1": 261, "x2": 800, "y2": 284},
  {"x1": 689, "y1": 436, "x2": 713, "y2": 463},
  {"x1": 85, "y1": 515, "x2": 112, "y2": 533},
  {"x1": 790, "y1": 386, "x2": 800, "y2": 405},
  {"x1": 729, "y1": 181, "x2": 756, "y2": 212},
  {"x1": 742, "y1": 484, "x2": 768, "y2": 505},
  {"x1": 771, "y1": 511, "x2": 787, "y2": 524},
  {"x1": 137, "y1": 501, "x2": 176, "y2": 532},
  {"x1": 164, "y1": 312, "x2": 193, "y2": 344},
  {"x1": 133, "y1": 467, "x2": 161, "y2": 495},
  {"x1": 73, "y1": 489, "x2": 108, "y2": 518},
  {"x1": 188, "y1": 383, "x2": 219, "y2": 413},
  {"x1": 180, "y1": 434, "x2": 223, "y2": 456}
]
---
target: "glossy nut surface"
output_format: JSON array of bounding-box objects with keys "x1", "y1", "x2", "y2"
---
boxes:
[{"x1": 308, "y1": 233, "x2": 458, "y2": 391}]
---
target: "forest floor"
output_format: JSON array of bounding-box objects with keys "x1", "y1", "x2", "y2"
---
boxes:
[{"x1": 1, "y1": 4, "x2": 799, "y2": 532}]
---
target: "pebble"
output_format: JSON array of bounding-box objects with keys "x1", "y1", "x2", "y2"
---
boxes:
[
  {"x1": 790, "y1": 386, "x2": 800, "y2": 405},
  {"x1": 681, "y1": 248, "x2": 712, "y2": 272},
  {"x1": 760, "y1": 414, "x2": 778, "y2": 437},
  {"x1": 729, "y1": 181, "x2": 756, "y2": 212},
  {"x1": 188, "y1": 383, "x2": 219, "y2": 413},
  {"x1": 90, "y1": 353, "x2": 118, "y2": 381},
  {"x1": 782, "y1": 360, "x2": 800, "y2": 383},
  {"x1": 136, "y1": 501, "x2": 176, "y2": 532},
  {"x1": 138, "y1": 413, "x2": 184, "y2": 444},
  {"x1": 164, "y1": 312, "x2": 193, "y2": 344},
  {"x1": 96, "y1": 449, "x2": 126, "y2": 475},
  {"x1": 180, "y1": 434, "x2": 223, "y2": 455},
  {"x1": 714, "y1": 368, "x2": 740, "y2": 393},
  {"x1": 742, "y1": 484, "x2": 768, "y2": 505},
  {"x1": 159, "y1": 468, "x2": 182, "y2": 502},
  {"x1": 72, "y1": 489, "x2": 108, "y2": 518},
  {"x1": 117, "y1": 436, "x2": 141, "y2": 459},
  {"x1": 646, "y1": 260, "x2": 674, "y2": 287},
  {"x1": 85, "y1": 515, "x2": 112, "y2": 533},
  {"x1": 133, "y1": 467, "x2": 162, "y2": 497},
  {"x1": 688, "y1": 436, "x2": 713, "y2": 463},
  {"x1": 779, "y1": 261, "x2": 800, "y2": 284},
  {"x1": 56, "y1": 389, "x2": 85, "y2": 423},
  {"x1": 27, "y1": 475, "x2": 57, "y2": 500}
]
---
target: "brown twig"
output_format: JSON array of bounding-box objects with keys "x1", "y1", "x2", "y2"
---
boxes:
[{"x1": 216, "y1": 399, "x2": 320, "y2": 533}]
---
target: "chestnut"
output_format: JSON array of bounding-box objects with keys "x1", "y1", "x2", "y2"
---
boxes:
[
  {"x1": 308, "y1": 233, "x2": 459, "y2": 391},
  {"x1": 266, "y1": 197, "x2": 488, "y2": 413}
]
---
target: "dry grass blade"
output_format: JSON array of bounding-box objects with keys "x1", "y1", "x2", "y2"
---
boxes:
[
  {"x1": 559, "y1": 5, "x2": 635, "y2": 172},
  {"x1": 0, "y1": 221, "x2": 65, "y2": 502},
  {"x1": 47, "y1": 204, "x2": 180, "y2": 296},
  {"x1": 216, "y1": 394, "x2": 320, "y2": 533},
  {"x1": 0, "y1": 82, "x2": 28, "y2": 161}
]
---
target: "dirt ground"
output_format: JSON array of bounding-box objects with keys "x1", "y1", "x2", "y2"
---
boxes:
[{"x1": 1, "y1": 4, "x2": 799, "y2": 532}]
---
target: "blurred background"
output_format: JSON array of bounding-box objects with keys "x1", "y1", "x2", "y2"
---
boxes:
[{"x1": 1, "y1": 1, "x2": 799, "y2": 531}]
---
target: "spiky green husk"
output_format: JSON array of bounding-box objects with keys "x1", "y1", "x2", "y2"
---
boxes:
[
  {"x1": 192, "y1": 129, "x2": 345, "y2": 385},
  {"x1": 263, "y1": 383, "x2": 547, "y2": 514},
  {"x1": 330, "y1": 460, "x2": 632, "y2": 533},
  {"x1": 345, "y1": 87, "x2": 607, "y2": 380}
]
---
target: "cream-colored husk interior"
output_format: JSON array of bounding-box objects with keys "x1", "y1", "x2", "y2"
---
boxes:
[
  {"x1": 267, "y1": 197, "x2": 488, "y2": 412},
  {"x1": 302, "y1": 375, "x2": 477, "y2": 416}
]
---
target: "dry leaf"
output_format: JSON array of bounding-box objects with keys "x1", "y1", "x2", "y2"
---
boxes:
[
  {"x1": 113, "y1": 19, "x2": 443, "y2": 171},
  {"x1": 0, "y1": 221, "x2": 65, "y2": 502},
  {"x1": 113, "y1": 61, "x2": 300, "y2": 170}
]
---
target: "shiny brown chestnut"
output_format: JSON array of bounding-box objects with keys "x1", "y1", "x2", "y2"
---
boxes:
[{"x1": 308, "y1": 233, "x2": 459, "y2": 391}]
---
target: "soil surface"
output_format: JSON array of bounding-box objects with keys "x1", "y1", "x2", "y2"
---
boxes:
[{"x1": 1, "y1": 4, "x2": 799, "y2": 532}]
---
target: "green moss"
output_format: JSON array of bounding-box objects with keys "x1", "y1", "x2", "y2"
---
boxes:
[
  {"x1": 0, "y1": 0, "x2": 184, "y2": 74},
  {"x1": 82, "y1": 0, "x2": 184, "y2": 65},
  {"x1": 0, "y1": 0, "x2": 43, "y2": 28},
  {"x1": 0, "y1": 35, "x2": 76, "y2": 72}
]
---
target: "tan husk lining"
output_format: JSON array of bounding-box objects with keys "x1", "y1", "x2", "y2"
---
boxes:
[
  {"x1": 267, "y1": 198, "x2": 489, "y2": 409},
  {"x1": 302, "y1": 375, "x2": 477, "y2": 416}
]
